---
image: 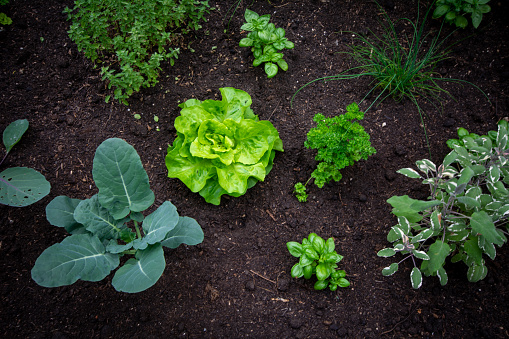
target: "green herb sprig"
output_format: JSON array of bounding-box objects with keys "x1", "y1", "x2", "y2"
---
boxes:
[
  {"x1": 294, "y1": 103, "x2": 375, "y2": 202},
  {"x1": 433, "y1": 0, "x2": 491, "y2": 29},
  {"x1": 287, "y1": 233, "x2": 350, "y2": 291},
  {"x1": 239, "y1": 9, "x2": 294, "y2": 78}
]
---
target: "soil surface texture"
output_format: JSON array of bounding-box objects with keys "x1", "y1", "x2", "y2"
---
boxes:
[{"x1": 1, "y1": 0, "x2": 509, "y2": 338}]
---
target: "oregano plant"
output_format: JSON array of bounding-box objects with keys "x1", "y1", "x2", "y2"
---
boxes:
[
  {"x1": 378, "y1": 120, "x2": 509, "y2": 289},
  {"x1": 294, "y1": 103, "x2": 376, "y2": 202},
  {"x1": 31, "y1": 138, "x2": 204, "y2": 293},
  {"x1": 63, "y1": 0, "x2": 211, "y2": 105}
]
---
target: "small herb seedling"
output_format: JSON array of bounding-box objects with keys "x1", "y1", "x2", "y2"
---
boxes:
[
  {"x1": 0, "y1": 0, "x2": 12, "y2": 26},
  {"x1": 31, "y1": 138, "x2": 204, "y2": 293},
  {"x1": 239, "y1": 9, "x2": 294, "y2": 78},
  {"x1": 433, "y1": 0, "x2": 491, "y2": 29},
  {"x1": 1, "y1": 119, "x2": 50, "y2": 207},
  {"x1": 287, "y1": 233, "x2": 350, "y2": 291},
  {"x1": 294, "y1": 103, "x2": 375, "y2": 201}
]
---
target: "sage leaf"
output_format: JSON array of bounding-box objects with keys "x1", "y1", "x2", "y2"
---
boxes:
[
  {"x1": 382, "y1": 263, "x2": 399, "y2": 276},
  {"x1": 397, "y1": 168, "x2": 421, "y2": 179},
  {"x1": 437, "y1": 267, "x2": 448, "y2": 286},
  {"x1": 470, "y1": 211, "x2": 504, "y2": 246},
  {"x1": 377, "y1": 248, "x2": 396, "y2": 257},
  {"x1": 464, "y1": 238, "x2": 483, "y2": 265},
  {"x1": 467, "y1": 263, "x2": 487, "y2": 282},
  {"x1": 426, "y1": 240, "x2": 450, "y2": 273},
  {"x1": 410, "y1": 267, "x2": 423, "y2": 289},
  {"x1": 412, "y1": 250, "x2": 430, "y2": 260}
]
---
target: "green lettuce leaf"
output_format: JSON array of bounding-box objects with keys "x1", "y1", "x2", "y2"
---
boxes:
[{"x1": 166, "y1": 88, "x2": 283, "y2": 205}]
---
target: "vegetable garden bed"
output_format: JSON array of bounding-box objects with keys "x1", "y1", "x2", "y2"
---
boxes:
[{"x1": 1, "y1": 0, "x2": 508, "y2": 337}]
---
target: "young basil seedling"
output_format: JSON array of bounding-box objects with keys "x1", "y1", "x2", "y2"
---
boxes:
[
  {"x1": 287, "y1": 233, "x2": 350, "y2": 291},
  {"x1": 239, "y1": 9, "x2": 294, "y2": 78}
]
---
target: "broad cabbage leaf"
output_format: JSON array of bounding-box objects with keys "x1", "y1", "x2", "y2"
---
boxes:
[{"x1": 165, "y1": 88, "x2": 283, "y2": 205}]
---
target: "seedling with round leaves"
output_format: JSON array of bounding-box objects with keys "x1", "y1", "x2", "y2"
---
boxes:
[
  {"x1": 239, "y1": 9, "x2": 294, "y2": 78},
  {"x1": 287, "y1": 233, "x2": 350, "y2": 291}
]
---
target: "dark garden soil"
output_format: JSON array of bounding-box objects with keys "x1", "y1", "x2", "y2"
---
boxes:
[{"x1": 1, "y1": 0, "x2": 509, "y2": 338}]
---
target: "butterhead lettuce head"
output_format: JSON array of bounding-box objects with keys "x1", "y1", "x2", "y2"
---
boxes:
[{"x1": 165, "y1": 88, "x2": 283, "y2": 205}]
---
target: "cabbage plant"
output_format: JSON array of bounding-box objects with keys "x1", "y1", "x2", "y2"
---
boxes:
[
  {"x1": 32, "y1": 138, "x2": 204, "y2": 293},
  {"x1": 165, "y1": 87, "x2": 283, "y2": 205}
]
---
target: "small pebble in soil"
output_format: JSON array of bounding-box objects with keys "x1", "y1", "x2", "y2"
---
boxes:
[
  {"x1": 100, "y1": 325, "x2": 113, "y2": 338},
  {"x1": 289, "y1": 318, "x2": 303, "y2": 329},
  {"x1": 277, "y1": 278, "x2": 289, "y2": 292},
  {"x1": 337, "y1": 327, "x2": 348, "y2": 336},
  {"x1": 359, "y1": 194, "x2": 367, "y2": 202},
  {"x1": 394, "y1": 145, "x2": 408, "y2": 156},
  {"x1": 443, "y1": 117, "x2": 456, "y2": 128},
  {"x1": 385, "y1": 170, "x2": 396, "y2": 182},
  {"x1": 329, "y1": 323, "x2": 340, "y2": 331},
  {"x1": 245, "y1": 280, "x2": 255, "y2": 291}
]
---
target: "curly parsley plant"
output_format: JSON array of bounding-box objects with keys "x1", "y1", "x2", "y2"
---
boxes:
[{"x1": 294, "y1": 103, "x2": 376, "y2": 202}]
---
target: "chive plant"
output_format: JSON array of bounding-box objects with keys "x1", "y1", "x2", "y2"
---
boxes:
[{"x1": 291, "y1": 1, "x2": 488, "y2": 153}]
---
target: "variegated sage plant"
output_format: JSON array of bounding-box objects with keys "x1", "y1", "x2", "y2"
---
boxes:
[{"x1": 378, "y1": 120, "x2": 509, "y2": 288}]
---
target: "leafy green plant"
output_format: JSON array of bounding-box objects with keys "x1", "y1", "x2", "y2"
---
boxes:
[
  {"x1": 239, "y1": 9, "x2": 294, "y2": 78},
  {"x1": 63, "y1": 0, "x2": 211, "y2": 105},
  {"x1": 0, "y1": 0, "x2": 12, "y2": 27},
  {"x1": 294, "y1": 103, "x2": 375, "y2": 202},
  {"x1": 378, "y1": 120, "x2": 509, "y2": 289},
  {"x1": 165, "y1": 87, "x2": 283, "y2": 205},
  {"x1": 433, "y1": 0, "x2": 491, "y2": 29},
  {"x1": 1, "y1": 119, "x2": 50, "y2": 207},
  {"x1": 287, "y1": 233, "x2": 350, "y2": 291},
  {"x1": 31, "y1": 138, "x2": 204, "y2": 293}
]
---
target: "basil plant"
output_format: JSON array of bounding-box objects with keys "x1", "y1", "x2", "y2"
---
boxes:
[
  {"x1": 165, "y1": 87, "x2": 283, "y2": 205},
  {"x1": 287, "y1": 233, "x2": 350, "y2": 291},
  {"x1": 32, "y1": 138, "x2": 204, "y2": 293},
  {"x1": 378, "y1": 120, "x2": 509, "y2": 289}
]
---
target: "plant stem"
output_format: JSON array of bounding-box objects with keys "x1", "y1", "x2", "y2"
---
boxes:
[
  {"x1": 0, "y1": 151, "x2": 9, "y2": 167},
  {"x1": 134, "y1": 220, "x2": 142, "y2": 239}
]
